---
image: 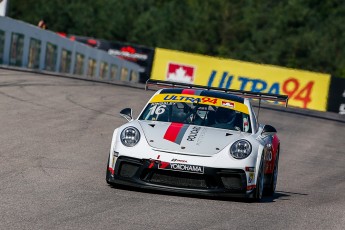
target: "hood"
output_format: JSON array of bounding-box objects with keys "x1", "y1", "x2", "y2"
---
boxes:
[{"x1": 138, "y1": 121, "x2": 247, "y2": 156}]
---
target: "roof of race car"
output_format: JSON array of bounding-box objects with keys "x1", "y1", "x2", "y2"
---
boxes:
[{"x1": 159, "y1": 88, "x2": 245, "y2": 103}]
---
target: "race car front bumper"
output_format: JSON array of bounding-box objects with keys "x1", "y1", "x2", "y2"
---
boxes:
[{"x1": 107, "y1": 156, "x2": 254, "y2": 198}]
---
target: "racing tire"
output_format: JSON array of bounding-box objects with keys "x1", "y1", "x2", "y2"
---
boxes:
[
  {"x1": 266, "y1": 148, "x2": 279, "y2": 196},
  {"x1": 253, "y1": 155, "x2": 265, "y2": 202}
]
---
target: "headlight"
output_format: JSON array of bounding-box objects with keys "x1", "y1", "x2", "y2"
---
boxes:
[
  {"x1": 230, "y1": 140, "x2": 252, "y2": 159},
  {"x1": 120, "y1": 127, "x2": 140, "y2": 147}
]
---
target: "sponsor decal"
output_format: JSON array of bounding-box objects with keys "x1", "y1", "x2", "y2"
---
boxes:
[
  {"x1": 163, "y1": 94, "x2": 201, "y2": 103},
  {"x1": 202, "y1": 97, "x2": 218, "y2": 104},
  {"x1": 159, "y1": 162, "x2": 204, "y2": 174},
  {"x1": 150, "y1": 94, "x2": 249, "y2": 114},
  {"x1": 243, "y1": 117, "x2": 249, "y2": 132},
  {"x1": 164, "y1": 123, "x2": 189, "y2": 144},
  {"x1": 187, "y1": 126, "x2": 201, "y2": 141},
  {"x1": 166, "y1": 63, "x2": 195, "y2": 84},
  {"x1": 152, "y1": 102, "x2": 174, "y2": 105},
  {"x1": 222, "y1": 101, "x2": 235, "y2": 108},
  {"x1": 171, "y1": 158, "x2": 187, "y2": 163},
  {"x1": 248, "y1": 172, "x2": 255, "y2": 183},
  {"x1": 265, "y1": 144, "x2": 273, "y2": 161},
  {"x1": 162, "y1": 95, "x2": 218, "y2": 105},
  {"x1": 245, "y1": 167, "x2": 255, "y2": 172}
]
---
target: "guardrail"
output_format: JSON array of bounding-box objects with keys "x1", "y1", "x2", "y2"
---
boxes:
[{"x1": 0, "y1": 16, "x2": 143, "y2": 83}]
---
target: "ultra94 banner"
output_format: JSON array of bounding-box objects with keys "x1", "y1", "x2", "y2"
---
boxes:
[{"x1": 151, "y1": 48, "x2": 331, "y2": 111}]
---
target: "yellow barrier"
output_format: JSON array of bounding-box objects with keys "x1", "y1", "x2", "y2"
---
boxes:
[{"x1": 151, "y1": 48, "x2": 331, "y2": 111}]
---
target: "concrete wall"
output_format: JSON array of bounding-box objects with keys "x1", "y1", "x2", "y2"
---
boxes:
[{"x1": 0, "y1": 16, "x2": 143, "y2": 83}]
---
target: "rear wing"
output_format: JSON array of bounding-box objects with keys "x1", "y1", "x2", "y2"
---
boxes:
[{"x1": 146, "y1": 79, "x2": 289, "y2": 107}]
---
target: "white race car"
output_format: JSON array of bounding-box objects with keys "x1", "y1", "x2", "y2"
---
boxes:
[{"x1": 106, "y1": 80, "x2": 288, "y2": 201}]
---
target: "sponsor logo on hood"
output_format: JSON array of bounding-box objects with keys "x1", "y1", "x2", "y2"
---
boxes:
[
  {"x1": 187, "y1": 126, "x2": 201, "y2": 141},
  {"x1": 171, "y1": 158, "x2": 187, "y2": 163}
]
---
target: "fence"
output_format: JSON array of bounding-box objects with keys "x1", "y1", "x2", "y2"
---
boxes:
[{"x1": 0, "y1": 16, "x2": 143, "y2": 83}]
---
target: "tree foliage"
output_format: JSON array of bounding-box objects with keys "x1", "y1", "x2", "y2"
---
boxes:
[{"x1": 8, "y1": 0, "x2": 345, "y2": 77}]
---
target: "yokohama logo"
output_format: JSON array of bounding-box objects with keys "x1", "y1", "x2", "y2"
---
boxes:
[{"x1": 159, "y1": 163, "x2": 204, "y2": 174}]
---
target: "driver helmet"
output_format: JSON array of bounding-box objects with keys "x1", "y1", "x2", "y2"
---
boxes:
[{"x1": 215, "y1": 107, "x2": 236, "y2": 124}]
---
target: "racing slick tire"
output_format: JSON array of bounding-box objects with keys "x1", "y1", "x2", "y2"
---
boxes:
[
  {"x1": 266, "y1": 148, "x2": 280, "y2": 196},
  {"x1": 253, "y1": 154, "x2": 265, "y2": 202}
]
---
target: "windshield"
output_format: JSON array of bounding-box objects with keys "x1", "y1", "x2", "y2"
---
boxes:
[{"x1": 139, "y1": 101, "x2": 252, "y2": 133}]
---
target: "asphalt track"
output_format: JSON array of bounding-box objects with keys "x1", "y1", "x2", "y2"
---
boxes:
[{"x1": 0, "y1": 69, "x2": 344, "y2": 230}]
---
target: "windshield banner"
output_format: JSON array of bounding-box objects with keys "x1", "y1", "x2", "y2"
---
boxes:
[
  {"x1": 151, "y1": 48, "x2": 331, "y2": 111},
  {"x1": 150, "y1": 94, "x2": 249, "y2": 114}
]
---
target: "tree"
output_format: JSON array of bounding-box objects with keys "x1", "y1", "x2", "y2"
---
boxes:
[{"x1": 7, "y1": 0, "x2": 345, "y2": 78}]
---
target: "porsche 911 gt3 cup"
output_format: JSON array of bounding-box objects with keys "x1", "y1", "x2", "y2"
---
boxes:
[{"x1": 106, "y1": 80, "x2": 288, "y2": 201}]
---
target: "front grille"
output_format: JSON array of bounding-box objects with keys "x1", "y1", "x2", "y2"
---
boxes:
[
  {"x1": 221, "y1": 175, "x2": 243, "y2": 190},
  {"x1": 119, "y1": 162, "x2": 140, "y2": 178},
  {"x1": 149, "y1": 170, "x2": 207, "y2": 189}
]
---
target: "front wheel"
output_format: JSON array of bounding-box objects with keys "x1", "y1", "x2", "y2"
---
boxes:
[
  {"x1": 253, "y1": 155, "x2": 265, "y2": 201},
  {"x1": 266, "y1": 149, "x2": 279, "y2": 196}
]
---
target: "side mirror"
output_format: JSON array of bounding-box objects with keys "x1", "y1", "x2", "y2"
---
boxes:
[
  {"x1": 261, "y1": 124, "x2": 277, "y2": 136},
  {"x1": 120, "y1": 108, "x2": 133, "y2": 122}
]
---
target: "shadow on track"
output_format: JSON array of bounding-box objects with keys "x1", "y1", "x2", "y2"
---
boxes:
[
  {"x1": 260, "y1": 190, "x2": 308, "y2": 203},
  {"x1": 107, "y1": 183, "x2": 305, "y2": 203}
]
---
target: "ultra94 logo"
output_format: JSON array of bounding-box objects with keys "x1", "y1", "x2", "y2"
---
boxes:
[
  {"x1": 208, "y1": 71, "x2": 315, "y2": 109},
  {"x1": 282, "y1": 78, "x2": 314, "y2": 108}
]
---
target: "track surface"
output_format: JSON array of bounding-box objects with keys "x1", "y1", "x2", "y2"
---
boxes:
[{"x1": 0, "y1": 69, "x2": 344, "y2": 230}]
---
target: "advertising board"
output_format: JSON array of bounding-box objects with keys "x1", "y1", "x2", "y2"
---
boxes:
[{"x1": 151, "y1": 48, "x2": 331, "y2": 111}]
